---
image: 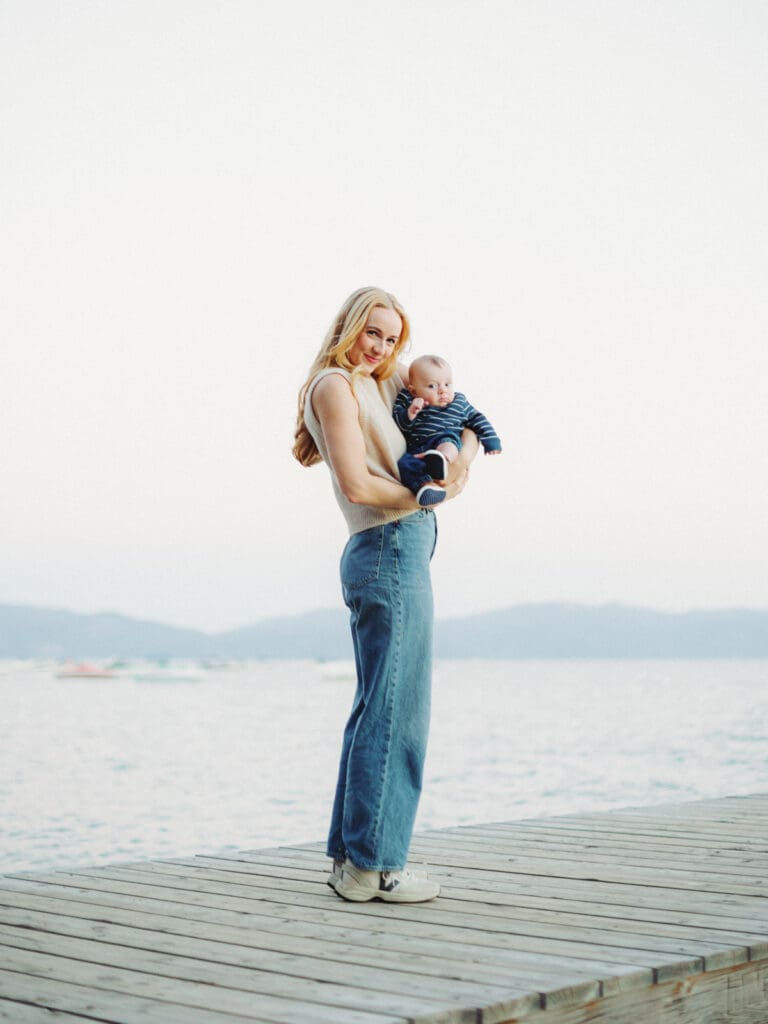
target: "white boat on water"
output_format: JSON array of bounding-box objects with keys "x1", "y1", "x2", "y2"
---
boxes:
[{"x1": 56, "y1": 662, "x2": 116, "y2": 679}]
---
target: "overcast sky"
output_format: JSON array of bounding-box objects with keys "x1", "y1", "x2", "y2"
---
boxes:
[{"x1": 2, "y1": 1, "x2": 766, "y2": 632}]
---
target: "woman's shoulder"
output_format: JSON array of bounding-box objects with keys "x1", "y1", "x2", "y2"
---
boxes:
[
  {"x1": 306, "y1": 369, "x2": 358, "y2": 427},
  {"x1": 310, "y1": 366, "x2": 351, "y2": 386},
  {"x1": 307, "y1": 367, "x2": 352, "y2": 400}
]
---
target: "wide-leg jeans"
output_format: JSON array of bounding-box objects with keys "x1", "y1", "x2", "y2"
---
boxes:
[{"x1": 327, "y1": 509, "x2": 437, "y2": 871}]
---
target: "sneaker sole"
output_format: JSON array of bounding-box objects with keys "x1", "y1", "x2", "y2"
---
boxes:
[
  {"x1": 334, "y1": 882, "x2": 440, "y2": 903},
  {"x1": 379, "y1": 884, "x2": 441, "y2": 903}
]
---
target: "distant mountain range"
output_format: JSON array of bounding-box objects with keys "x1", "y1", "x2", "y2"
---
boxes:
[{"x1": 1, "y1": 602, "x2": 767, "y2": 660}]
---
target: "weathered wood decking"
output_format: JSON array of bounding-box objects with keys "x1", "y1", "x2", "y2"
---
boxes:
[{"x1": 1, "y1": 794, "x2": 767, "y2": 1023}]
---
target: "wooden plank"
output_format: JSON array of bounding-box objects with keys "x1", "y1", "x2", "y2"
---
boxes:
[
  {"x1": 20, "y1": 851, "x2": 761, "y2": 946},
  {"x1": 5, "y1": 876, "x2": 765, "y2": 960},
  {"x1": 256, "y1": 840, "x2": 768, "y2": 885},
  {"x1": 0, "y1": 906, "x2": 526, "y2": 1011},
  {"x1": 481, "y1": 809, "x2": 768, "y2": 833},
  {"x1": 3, "y1": 794, "x2": 767, "y2": 1024},
  {"x1": 1, "y1": 872, "x2": 719, "y2": 990},
  {"x1": 3, "y1": 863, "x2": 754, "y2": 955},
  {"x1": 411, "y1": 829, "x2": 768, "y2": 871},
  {"x1": 613, "y1": 795, "x2": 768, "y2": 817},
  {"x1": 206, "y1": 840, "x2": 768, "y2": 878},
  {"x1": 8, "y1": 863, "x2": 697, "y2": 983},
  {"x1": 0, "y1": 947, "x2": 412, "y2": 1024},
  {"x1": 0, "y1": 997, "x2": 96, "y2": 1022},
  {"x1": 135, "y1": 855, "x2": 766, "y2": 948},
  {"x1": 0, "y1": 889, "x2": 597, "y2": 999},
  {"x1": 525, "y1": 959, "x2": 768, "y2": 1024},
  {"x1": 208, "y1": 845, "x2": 768, "y2": 919},
  {"x1": 528, "y1": 814, "x2": 768, "y2": 843},
  {"x1": 7, "y1": 866, "x2": 762, "y2": 941},
  {"x1": 0, "y1": 880, "x2": 646, "y2": 999},
  {"x1": 401, "y1": 847, "x2": 768, "y2": 896},
  {"x1": 0, "y1": 888, "x2": 643, "y2": 999},
  {"x1": 422, "y1": 831, "x2": 768, "y2": 865},
  {"x1": 139, "y1": 857, "x2": 748, "y2": 971},
  {"x1": 435, "y1": 816, "x2": 768, "y2": 844},
  {"x1": 228, "y1": 846, "x2": 768, "y2": 918},
  {"x1": 195, "y1": 847, "x2": 768, "y2": 921},
  {"x1": 0, "y1": 971, "x2": 265, "y2": 1023}
]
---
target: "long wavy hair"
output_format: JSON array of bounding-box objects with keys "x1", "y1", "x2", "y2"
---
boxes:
[{"x1": 292, "y1": 287, "x2": 411, "y2": 467}]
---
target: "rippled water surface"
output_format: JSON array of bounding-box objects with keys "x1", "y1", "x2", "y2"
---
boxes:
[{"x1": 2, "y1": 658, "x2": 767, "y2": 873}]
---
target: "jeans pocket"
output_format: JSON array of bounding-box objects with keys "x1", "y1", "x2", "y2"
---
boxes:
[{"x1": 340, "y1": 526, "x2": 385, "y2": 590}]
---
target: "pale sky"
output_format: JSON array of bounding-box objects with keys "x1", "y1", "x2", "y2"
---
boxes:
[{"x1": 2, "y1": 1, "x2": 766, "y2": 632}]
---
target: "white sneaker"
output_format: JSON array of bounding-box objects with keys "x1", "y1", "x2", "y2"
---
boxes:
[
  {"x1": 327, "y1": 858, "x2": 344, "y2": 891},
  {"x1": 334, "y1": 861, "x2": 440, "y2": 903}
]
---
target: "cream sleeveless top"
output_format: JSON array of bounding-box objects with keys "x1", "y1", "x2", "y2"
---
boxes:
[{"x1": 304, "y1": 367, "x2": 411, "y2": 535}]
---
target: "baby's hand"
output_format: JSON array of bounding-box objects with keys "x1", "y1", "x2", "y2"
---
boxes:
[
  {"x1": 485, "y1": 449, "x2": 502, "y2": 455},
  {"x1": 408, "y1": 397, "x2": 426, "y2": 420}
]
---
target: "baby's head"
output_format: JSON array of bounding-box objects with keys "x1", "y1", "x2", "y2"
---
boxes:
[{"x1": 408, "y1": 355, "x2": 455, "y2": 408}]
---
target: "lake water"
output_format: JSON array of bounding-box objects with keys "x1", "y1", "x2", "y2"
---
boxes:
[{"x1": 2, "y1": 658, "x2": 767, "y2": 874}]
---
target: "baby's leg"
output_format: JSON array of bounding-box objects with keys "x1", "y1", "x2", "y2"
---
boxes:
[
  {"x1": 436, "y1": 441, "x2": 459, "y2": 464},
  {"x1": 422, "y1": 440, "x2": 458, "y2": 483}
]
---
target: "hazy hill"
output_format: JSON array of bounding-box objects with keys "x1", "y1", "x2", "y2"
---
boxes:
[
  {"x1": 1, "y1": 602, "x2": 767, "y2": 660},
  {"x1": 0, "y1": 604, "x2": 211, "y2": 660},
  {"x1": 435, "y1": 604, "x2": 768, "y2": 658}
]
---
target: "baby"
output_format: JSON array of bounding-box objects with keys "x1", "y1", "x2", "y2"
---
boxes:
[{"x1": 393, "y1": 355, "x2": 502, "y2": 506}]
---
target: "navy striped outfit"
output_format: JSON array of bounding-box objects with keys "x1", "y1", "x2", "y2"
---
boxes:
[{"x1": 393, "y1": 388, "x2": 502, "y2": 493}]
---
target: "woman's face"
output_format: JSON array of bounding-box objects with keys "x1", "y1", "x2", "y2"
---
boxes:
[{"x1": 348, "y1": 306, "x2": 402, "y2": 374}]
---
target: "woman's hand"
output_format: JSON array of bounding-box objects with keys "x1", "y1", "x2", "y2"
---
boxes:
[
  {"x1": 444, "y1": 464, "x2": 470, "y2": 500},
  {"x1": 442, "y1": 429, "x2": 479, "y2": 501}
]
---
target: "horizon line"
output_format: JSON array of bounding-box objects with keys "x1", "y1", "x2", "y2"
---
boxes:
[{"x1": 3, "y1": 598, "x2": 768, "y2": 638}]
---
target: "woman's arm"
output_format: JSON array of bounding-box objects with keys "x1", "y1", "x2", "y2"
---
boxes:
[
  {"x1": 455, "y1": 429, "x2": 480, "y2": 470},
  {"x1": 440, "y1": 429, "x2": 478, "y2": 498},
  {"x1": 313, "y1": 374, "x2": 420, "y2": 509}
]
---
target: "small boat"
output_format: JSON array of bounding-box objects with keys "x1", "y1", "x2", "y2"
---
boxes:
[{"x1": 56, "y1": 662, "x2": 116, "y2": 679}]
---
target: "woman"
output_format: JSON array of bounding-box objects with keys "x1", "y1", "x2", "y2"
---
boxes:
[{"x1": 293, "y1": 286, "x2": 478, "y2": 903}]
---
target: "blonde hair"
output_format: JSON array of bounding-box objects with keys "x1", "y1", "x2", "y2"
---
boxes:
[{"x1": 293, "y1": 287, "x2": 411, "y2": 467}]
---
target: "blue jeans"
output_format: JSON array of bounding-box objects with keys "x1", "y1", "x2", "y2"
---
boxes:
[{"x1": 327, "y1": 510, "x2": 437, "y2": 871}]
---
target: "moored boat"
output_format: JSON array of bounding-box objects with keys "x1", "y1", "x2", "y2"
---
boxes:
[{"x1": 56, "y1": 662, "x2": 116, "y2": 679}]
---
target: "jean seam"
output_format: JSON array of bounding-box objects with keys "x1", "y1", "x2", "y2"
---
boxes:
[{"x1": 368, "y1": 524, "x2": 402, "y2": 865}]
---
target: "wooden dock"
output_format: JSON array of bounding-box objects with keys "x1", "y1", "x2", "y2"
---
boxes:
[{"x1": 1, "y1": 793, "x2": 767, "y2": 1023}]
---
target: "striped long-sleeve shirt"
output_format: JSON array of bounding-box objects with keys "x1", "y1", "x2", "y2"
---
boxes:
[{"x1": 393, "y1": 389, "x2": 502, "y2": 454}]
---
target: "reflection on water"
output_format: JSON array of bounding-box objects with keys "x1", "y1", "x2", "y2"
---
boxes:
[{"x1": 1, "y1": 658, "x2": 767, "y2": 873}]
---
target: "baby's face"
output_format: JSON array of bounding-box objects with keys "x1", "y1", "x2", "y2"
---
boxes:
[{"x1": 409, "y1": 364, "x2": 455, "y2": 407}]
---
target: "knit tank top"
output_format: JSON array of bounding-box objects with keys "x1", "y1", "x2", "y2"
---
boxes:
[{"x1": 304, "y1": 367, "x2": 411, "y2": 535}]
